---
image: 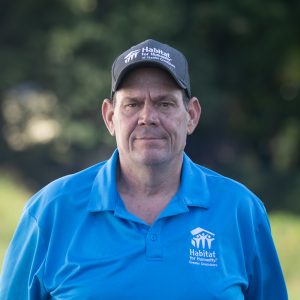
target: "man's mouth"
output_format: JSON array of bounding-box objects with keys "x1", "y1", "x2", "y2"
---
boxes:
[{"x1": 135, "y1": 137, "x2": 164, "y2": 140}]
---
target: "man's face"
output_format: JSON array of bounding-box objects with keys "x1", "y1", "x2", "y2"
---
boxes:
[{"x1": 103, "y1": 67, "x2": 200, "y2": 167}]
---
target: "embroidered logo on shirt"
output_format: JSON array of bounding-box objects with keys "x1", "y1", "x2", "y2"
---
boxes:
[{"x1": 189, "y1": 227, "x2": 218, "y2": 267}]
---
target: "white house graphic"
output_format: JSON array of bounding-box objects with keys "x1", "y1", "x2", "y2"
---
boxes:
[{"x1": 191, "y1": 227, "x2": 215, "y2": 250}]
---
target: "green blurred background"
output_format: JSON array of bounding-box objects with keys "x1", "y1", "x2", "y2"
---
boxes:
[{"x1": 0, "y1": 0, "x2": 299, "y2": 298}]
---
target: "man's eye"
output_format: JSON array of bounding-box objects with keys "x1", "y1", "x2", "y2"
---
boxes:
[
  {"x1": 160, "y1": 102, "x2": 172, "y2": 107},
  {"x1": 126, "y1": 103, "x2": 138, "y2": 108}
]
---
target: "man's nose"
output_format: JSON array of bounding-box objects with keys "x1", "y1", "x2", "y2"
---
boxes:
[{"x1": 138, "y1": 101, "x2": 159, "y2": 126}]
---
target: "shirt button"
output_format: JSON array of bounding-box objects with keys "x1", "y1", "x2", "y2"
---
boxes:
[{"x1": 151, "y1": 234, "x2": 158, "y2": 241}]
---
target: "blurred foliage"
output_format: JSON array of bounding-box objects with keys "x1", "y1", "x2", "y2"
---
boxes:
[
  {"x1": 0, "y1": 0, "x2": 299, "y2": 212},
  {"x1": 0, "y1": 173, "x2": 31, "y2": 266},
  {"x1": 271, "y1": 212, "x2": 300, "y2": 299}
]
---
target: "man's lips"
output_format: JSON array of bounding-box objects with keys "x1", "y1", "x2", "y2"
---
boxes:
[
  {"x1": 135, "y1": 137, "x2": 163, "y2": 139},
  {"x1": 134, "y1": 136, "x2": 166, "y2": 141},
  {"x1": 133, "y1": 130, "x2": 167, "y2": 141},
  {"x1": 134, "y1": 137, "x2": 166, "y2": 145}
]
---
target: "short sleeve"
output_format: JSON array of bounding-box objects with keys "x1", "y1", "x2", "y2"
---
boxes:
[
  {"x1": 245, "y1": 206, "x2": 288, "y2": 300},
  {"x1": 0, "y1": 209, "x2": 48, "y2": 300}
]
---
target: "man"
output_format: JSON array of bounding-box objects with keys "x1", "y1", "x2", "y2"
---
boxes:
[{"x1": 0, "y1": 39, "x2": 288, "y2": 299}]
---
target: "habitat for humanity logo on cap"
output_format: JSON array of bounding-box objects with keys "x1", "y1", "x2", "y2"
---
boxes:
[
  {"x1": 124, "y1": 49, "x2": 141, "y2": 63},
  {"x1": 123, "y1": 44, "x2": 175, "y2": 68}
]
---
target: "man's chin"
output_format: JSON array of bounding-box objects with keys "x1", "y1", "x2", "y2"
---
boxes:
[{"x1": 132, "y1": 150, "x2": 170, "y2": 166}]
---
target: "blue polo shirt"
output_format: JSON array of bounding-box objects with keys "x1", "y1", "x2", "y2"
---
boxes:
[{"x1": 0, "y1": 150, "x2": 287, "y2": 299}]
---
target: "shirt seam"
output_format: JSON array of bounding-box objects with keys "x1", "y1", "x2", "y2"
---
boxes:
[{"x1": 26, "y1": 210, "x2": 50, "y2": 295}]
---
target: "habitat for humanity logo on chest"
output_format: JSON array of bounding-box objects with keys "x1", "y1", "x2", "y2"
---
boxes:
[
  {"x1": 189, "y1": 227, "x2": 218, "y2": 267},
  {"x1": 124, "y1": 47, "x2": 175, "y2": 68}
]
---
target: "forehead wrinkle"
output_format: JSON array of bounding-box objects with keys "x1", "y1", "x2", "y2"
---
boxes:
[{"x1": 114, "y1": 67, "x2": 184, "y2": 106}]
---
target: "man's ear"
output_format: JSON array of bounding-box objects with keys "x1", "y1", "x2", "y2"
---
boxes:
[
  {"x1": 102, "y1": 98, "x2": 115, "y2": 136},
  {"x1": 187, "y1": 97, "x2": 201, "y2": 135}
]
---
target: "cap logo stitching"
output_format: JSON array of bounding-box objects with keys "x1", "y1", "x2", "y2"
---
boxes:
[
  {"x1": 141, "y1": 46, "x2": 175, "y2": 68},
  {"x1": 123, "y1": 46, "x2": 176, "y2": 69},
  {"x1": 124, "y1": 49, "x2": 141, "y2": 63}
]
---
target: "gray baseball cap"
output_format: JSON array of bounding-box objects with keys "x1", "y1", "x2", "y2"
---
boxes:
[{"x1": 111, "y1": 39, "x2": 191, "y2": 98}]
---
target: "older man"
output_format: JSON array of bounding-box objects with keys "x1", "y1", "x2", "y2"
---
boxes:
[{"x1": 0, "y1": 39, "x2": 287, "y2": 299}]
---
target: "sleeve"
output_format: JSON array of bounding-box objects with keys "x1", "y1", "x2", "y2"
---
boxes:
[
  {"x1": 245, "y1": 205, "x2": 288, "y2": 300},
  {"x1": 0, "y1": 209, "x2": 48, "y2": 300}
]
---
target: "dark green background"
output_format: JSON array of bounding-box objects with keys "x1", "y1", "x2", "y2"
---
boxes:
[{"x1": 0, "y1": 0, "x2": 299, "y2": 212}]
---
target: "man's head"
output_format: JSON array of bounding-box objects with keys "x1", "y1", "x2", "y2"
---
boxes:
[{"x1": 102, "y1": 40, "x2": 201, "y2": 168}]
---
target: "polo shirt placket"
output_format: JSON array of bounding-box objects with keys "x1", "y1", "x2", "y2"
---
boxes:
[
  {"x1": 113, "y1": 195, "x2": 165, "y2": 261},
  {"x1": 145, "y1": 222, "x2": 163, "y2": 260}
]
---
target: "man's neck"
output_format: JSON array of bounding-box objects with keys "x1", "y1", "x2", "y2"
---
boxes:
[
  {"x1": 117, "y1": 156, "x2": 183, "y2": 224},
  {"x1": 118, "y1": 156, "x2": 182, "y2": 196}
]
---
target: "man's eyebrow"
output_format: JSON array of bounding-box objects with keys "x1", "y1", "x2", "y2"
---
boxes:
[
  {"x1": 119, "y1": 93, "x2": 180, "y2": 103},
  {"x1": 121, "y1": 96, "x2": 141, "y2": 102}
]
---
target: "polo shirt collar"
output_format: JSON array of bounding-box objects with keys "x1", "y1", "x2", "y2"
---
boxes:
[
  {"x1": 88, "y1": 149, "x2": 120, "y2": 212},
  {"x1": 179, "y1": 153, "x2": 210, "y2": 208},
  {"x1": 88, "y1": 150, "x2": 210, "y2": 213},
  {"x1": 157, "y1": 153, "x2": 210, "y2": 221}
]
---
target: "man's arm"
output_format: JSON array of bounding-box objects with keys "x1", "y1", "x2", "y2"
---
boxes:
[
  {"x1": 0, "y1": 210, "x2": 48, "y2": 299},
  {"x1": 245, "y1": 210, "x2": 288, "y2": 300}
]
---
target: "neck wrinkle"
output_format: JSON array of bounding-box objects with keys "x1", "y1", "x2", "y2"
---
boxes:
[{"x1": 117, "y1": 155, "x2": 183, "y2": 198}]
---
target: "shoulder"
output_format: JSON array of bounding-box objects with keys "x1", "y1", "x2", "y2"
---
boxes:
[
  {"x1": 24, "y1": 161, "x2": 107, "y2": 219},
  {"x1": 189, "y1": 159, "x2": 267, "y2": 218}
]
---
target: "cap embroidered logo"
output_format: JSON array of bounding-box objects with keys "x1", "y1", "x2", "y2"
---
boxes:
[
  {"x1": 140, "y1": 46, "x2": 174, "y2": 68},
  {"x1": 124, "y1": 49, "x2": 141, "y2": 63}
]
